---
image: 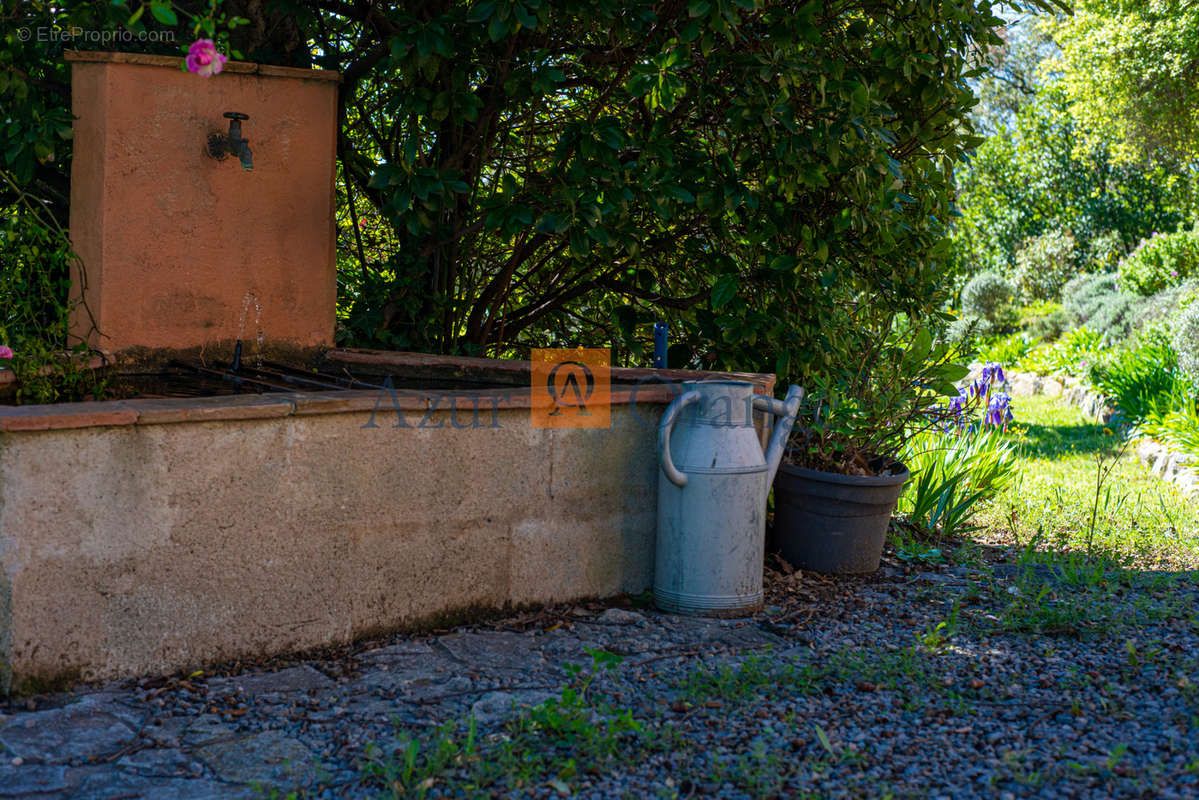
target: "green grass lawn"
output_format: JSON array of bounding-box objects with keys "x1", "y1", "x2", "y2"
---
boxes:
[{"x1": 971, "y1": 395, "x2": 1199, "y2": 571}]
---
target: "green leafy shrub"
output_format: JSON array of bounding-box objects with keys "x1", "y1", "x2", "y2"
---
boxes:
[
  {"x1": 1173, "y1": 302, "x2": 1199, "y2": 391},
  {"x1": 978, "y1": 333, "x2": 1034, "y2": 365},
  {"x1": 950, "y1": 83, "x2": 1191, "y2": 285},
  {"x1": 1118, "y1": 228, "x2": 1199, "y2": 296},
  {"x1": 1087, "y1": 230, "x2": 1126, "y2": 272},
  {"x1": 1019, "y1": 301, "x2": 1070, "y2": 341},
  {"x1": 1027, "y1": 310, "x2": 1071, "y2": 341},
  {"x1": 1088, "y1": 338, "x2": 1184, "y2": 424},
  {"x1": 1131, "y1": 279, "x2": 1199, "y2": 333},
  {"x1": 1018, "y1": 326, "x2": 1104, "y2": 376},
  {"x1": 0, "y1": 181, "x2": 110, "y2": 404},
  {"x1": 1013, "y1": 229, "x2": 1080, "y2": 302},
  {"x1": 959, "y1": 272, "x2": 1017, "y2": 336},
  {"x1": 786, "y1": 327, "x2": 971, "y2": 475},
  {"x1": 963, "y1": 272, "x2": 1015, "y2": 319},
  {"x1": 1062, "y1": 272, "x2": 1139, "y2": 341},
  {"x1": 1142, "y1": 399, "x2": 1199, "y2": 460}
]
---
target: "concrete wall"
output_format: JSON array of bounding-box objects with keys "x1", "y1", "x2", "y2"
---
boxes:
[
  {"x1": 0, "y1": 399, "x2": 662, "y2": 691},
  {"x1": 65, "y1": 52, "x2": 339, "y2": 351}
]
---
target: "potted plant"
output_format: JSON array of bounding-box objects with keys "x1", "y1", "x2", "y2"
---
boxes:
[{"x1": 772, "y1": 323, "x2": 989, "y2": 573}]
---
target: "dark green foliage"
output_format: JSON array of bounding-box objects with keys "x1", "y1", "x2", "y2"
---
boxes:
[
  {"x1": 787, "y1": 326, "x2": 971, "y2": 474},
  {"x1": 4, "y1": 0, "x2": 1044, "y2": 395},
  {"x1": 1061, "y1": 272, "x2": 1140, "y2": 343},
  {"x1": 1026, "y1": 307, "x2": 1071, "y2": 342},
  {"x1": 1174, "y1": 303, "x2": 1199, "y2": 390},
  {"x1": 0, "y1": 180, "x2": 110, "y2": 403},
  {"x1": 0, "y1": 3, "x2": 124, "y2": 388},
  {"x1": 1089, "y1": 337, "x2": 1184, "y2": 423},
  {"x1": 1131, "y1": 279, "x2": 1199, "y2": 332},
  {"x1": 0, "y1": 1, "x2": 268, "y2": 402},
  {"x1": 951, "y1": 86, "x2": 1193, "y2": 282},
  {"x1": 1012, "y1": 229, "x2": 1080, "y2": 302},
  {"x1": 962, "y1": 271, "x2": 1015, "y2": 322},
  {"x1": 324, "y1": 0, "x2": 1029, "y2": 383},
  {"x1": 1117, "y1": 227, "x2": 1199, "y2": 296}
]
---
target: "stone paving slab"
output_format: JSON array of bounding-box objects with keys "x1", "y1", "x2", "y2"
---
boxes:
[
  {"x1": 69, "y1": 769, "x2": 256, "y2": 800},
  {"x1": 0, "y1": 764, "x2": 68, "y2": 796},
  {"x1": 437, "y1": 630, "x2": 550, "y2": 672},
  {"x1": 0, "y1": 602, "x2": 763, "y2": 798},
  {"x1": 0, "y1": 705, "x2": 135, "y2": 762},
  {"x1": 194, "y1": 729, "x2": 318, "y2": 788},
  {"x1": 1, "y1": 566, "x2": 1196, "y2": 798},
  {"x1": 218, "y1": 665, "x2": 336, "y2": 697}
]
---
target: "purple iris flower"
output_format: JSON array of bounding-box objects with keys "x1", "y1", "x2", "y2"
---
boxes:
[
  {"x1": 981, "y1": 362, "x2": 1006, "y2": 386},
  {"x1": 944, "y1": 389, "x2": 969, "y2": 431},
  {"x1": 985, "y1": 392, "x2": 1013, "y2": 427}
]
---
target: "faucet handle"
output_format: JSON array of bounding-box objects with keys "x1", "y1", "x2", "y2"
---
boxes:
[{"x1": 223, "y1": 112, "x2": 249, "y2": 121}]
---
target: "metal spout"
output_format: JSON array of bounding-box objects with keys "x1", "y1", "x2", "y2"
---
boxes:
[
  {"x1": 754, "y1": 384, "x2": 804, "y2": 485},
  {"x1": 206, "y1": 112, "x2": 253, "y2": 171},
  {"x1": 234, "y1": 140, "x2": 253, "y2": 172}
]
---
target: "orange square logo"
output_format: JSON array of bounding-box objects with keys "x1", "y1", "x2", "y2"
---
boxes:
[{"x1": 531, "y1": 348, "x2": 611, "y2": 428}]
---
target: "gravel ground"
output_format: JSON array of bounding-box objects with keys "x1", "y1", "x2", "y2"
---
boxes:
[{"x1": 1, "y1": 557, "x2": 1196, "y2": 799}]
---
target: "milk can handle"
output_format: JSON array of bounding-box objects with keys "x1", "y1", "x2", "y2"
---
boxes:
[{"x1": 659, "y1": 390, "x2": 702, "y2": 488}]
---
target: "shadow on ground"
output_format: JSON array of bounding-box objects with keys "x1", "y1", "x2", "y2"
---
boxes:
[{"x1": 1011, "y1": 421, "x2": 1122, "y2": 460}]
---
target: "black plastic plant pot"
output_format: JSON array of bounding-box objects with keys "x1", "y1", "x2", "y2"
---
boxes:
[{"x1": 772, "y1": 461, "x2": 910, "y2": 574}]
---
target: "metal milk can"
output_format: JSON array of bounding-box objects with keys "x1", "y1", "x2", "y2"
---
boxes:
[{"x1": 655, "y1": 380, "x2": 803, "y2": 615}]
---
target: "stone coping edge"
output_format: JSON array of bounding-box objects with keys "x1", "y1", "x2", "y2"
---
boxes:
[
  {"x1": 0, "y1": 348, "x2": 778, "y2": 433},
  {"x1": 0, "y1": 386, "x2": 680, "y2": 433},
  {"x1": 329, "y1": 348, "x2": 777, "y2": 392},
  {"x1": 63, "y1": 50, "x2": 342, "y2": 82}
]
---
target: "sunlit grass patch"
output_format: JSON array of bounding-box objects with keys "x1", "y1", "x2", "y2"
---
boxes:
[{"x1": 973, "y1": 396, "x2": 1199, "y2": 571}]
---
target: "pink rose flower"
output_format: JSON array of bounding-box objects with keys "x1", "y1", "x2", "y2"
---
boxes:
[
  {"x1": 186, "y1": 40, "x2": 227, "y2": 78},
  {"x1": 0, "y1": 346, "x2": 13, "y2": 360}
]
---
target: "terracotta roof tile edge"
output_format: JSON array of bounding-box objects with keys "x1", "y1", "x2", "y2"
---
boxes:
[{"x1": 63, "y1": 50, "x2": 341, "y2": 82}]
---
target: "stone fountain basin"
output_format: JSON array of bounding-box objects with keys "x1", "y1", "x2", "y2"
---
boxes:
[{"x1": 0, "y1": 350, "x2": 774, "y2": 693}]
